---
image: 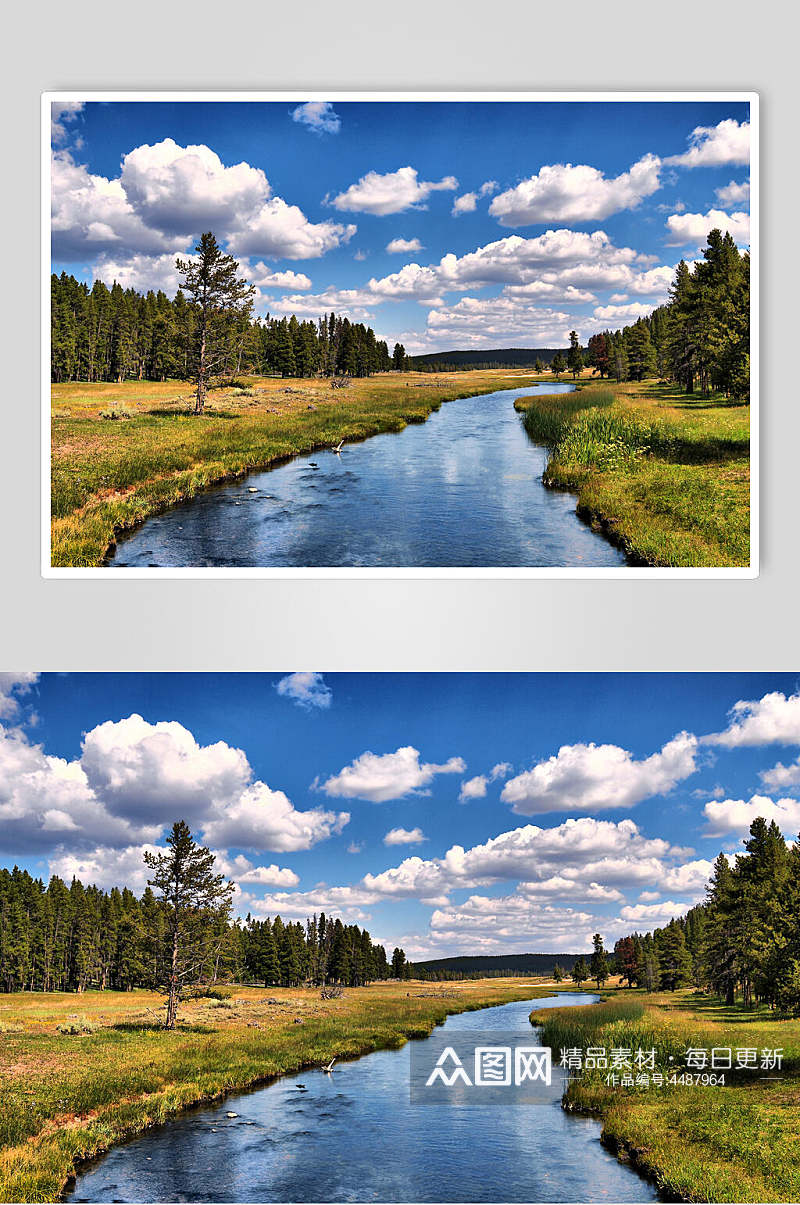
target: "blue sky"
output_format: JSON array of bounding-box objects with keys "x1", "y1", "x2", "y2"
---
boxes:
[
  {"x1": 2, "y1": 672, "x2": 798, "y2": 958},
  {"x1": 50, "y1": 98, "x2": 751, "y2": 353}
]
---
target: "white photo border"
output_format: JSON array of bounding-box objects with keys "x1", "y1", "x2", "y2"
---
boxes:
[{"x1": 41, "y1": 90, "x2": 759, "y2": 580}]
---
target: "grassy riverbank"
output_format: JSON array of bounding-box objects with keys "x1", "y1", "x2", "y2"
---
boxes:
[
  {"x1": 0, "y1": 977, "x2": 548, "y2": 1202},
  {"x1": 533, "y1": 989, "x2": 800, "y2": 1202},
  {"x1": 515, "y1": 379, "x2": 750, "y2": 567},
  {"x1": 50, "y1": 369, "x2": 537, "y2": 567}
]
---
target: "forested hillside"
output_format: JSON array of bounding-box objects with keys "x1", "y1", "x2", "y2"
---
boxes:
[
  {"x1": 613, "y1": 818, "x2": 800, "y2": 1011},
  {"x1": 409, "y1": 348, "x2": 563, "y2": 371},
  {"x1": 50, "y1": 273, "x2": 393, "y2": 383},
  {"x1": 0, "y1": 866, "x2": 395, "y2": 993},
  {"x1": 410, "y1": 952, "x2": 581, "y2": 978},
  {"x1": 584, "y1": 230, "x2": 750, "y2": 399}
]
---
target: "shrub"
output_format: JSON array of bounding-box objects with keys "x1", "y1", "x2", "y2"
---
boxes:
[{"x1": 57, "y1": 1015, "x2": 97, "y2": 1034}]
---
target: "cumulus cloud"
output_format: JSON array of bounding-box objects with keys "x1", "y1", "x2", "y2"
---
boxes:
[
  {"x1": 322, "y1": 745, "x2": 466, "y2": 802},
  {"x1": 247, "y1": 264, "x2": 312, "y2": 290},
  {"x1": 275, "y1": 672, "x2": 332, "y2": 711},
  {"x1": 361, "y1": 816, "x2": 687, "y2": 903},
  {"x1": 48, "y1": 843, "x2": 163, "y2": 893},
  {"x1": 266, "y1": 287, "x2": 376, "y2": 322},
  {"x1": 119, "y1": 139, "x2": 269, "y2": 237},
  {"x1": 452, "y1": 192, "x2": 478, "y2": 216},
  {"x1": 51, "y1": 100, "x2": 84, "y2": 145},
  {"x1": 291, "y1": 101, "x2": 341, "y2": 135},
  {"x1": 52, "y1": 138, "x2": 355, "y2": 271},
  {"x1": 226, "y1": 198, "x2": 355, "y2": 260},
  {"x1": 703, "y1": 795, "x2": 800, "y2": 838},
  {"x1": 211, "y1": 851, "x2": 299, "y2": 886},
  {"x1": 384, "y1": 826, "x2": 427, "y2": 846},
  {"x1": 667, "y1": 119, "x2": 750, "y2": 168},
  {"x1": 90, "y1": 251, "x2": 185, "y2": 295},
  {"x1": 704, "y1": 691, "x2": 800, "y2": 747},
  {"x1": 619, "y1": 900, "x2": 690, "y2": 924},
  {"x1": 459, "y1": 762, "x2": 512, "y2": 801},
  {"x1": 80, "y1": 714, "x2": 251, "y2": 824},
  {"x1": 716, "y1": 180, "x2": 750, "y2": 207},
  {"x1": 760, "y1": 757, "x2": 800, "y2": 792},
  {"x1": 202, "y1": 781, "x2": 349, "y2": 852},
  {"x1": 489, "y1": 155, "x2": 661, "y2": 226},
  {"x1": 0, "y1": 673, "x2": 39, "y2": 720},
  {"x1": 331, "y1": 166, "x2": 458, "y2": 216},
  {"x1": 501, "y1": 733, "x2": 698, "y2": 814},
  {"x1": 386, "y1": 237, "x2": 424, "y2": 254},
  {"x1": 593, "y1": 301, "x2": 655, "y2": 322},
  {"x1": 665, "y1": 209, "x2": 750, "y2": 246},
  {"x1": 424, "y1": 297, "x2": 571, "y2": 348}
]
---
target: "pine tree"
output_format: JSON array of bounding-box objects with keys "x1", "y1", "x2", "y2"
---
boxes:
[
  {"x1": 589, "y1": 933, "x2": 609, "y2": 987},
  {"x1": 175, "y1": 233, "x2": 255, "y2": 412},
  {"x1": 567, "y1": 331, "x2": 584, "y2": 379},
  {"x1": 143, "y1": 821, "x2": 234, "y2": 1028}
]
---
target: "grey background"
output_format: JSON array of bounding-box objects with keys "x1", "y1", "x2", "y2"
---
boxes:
[{"x1": 3, "y1": 0, "x2": 795, "y2": 672}]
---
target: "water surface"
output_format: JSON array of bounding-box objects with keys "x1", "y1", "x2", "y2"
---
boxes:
[
  {"x1": 108, "y1": 385, "x2": 626, "y2": 567},
  {"x1": 68, "y1": 994, "x2": 657, "y2": 1203}
]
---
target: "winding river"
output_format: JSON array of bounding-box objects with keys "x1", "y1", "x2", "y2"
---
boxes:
[
  {"x1": 67, "y1": 993, "x2": 657, "y2": 1203},
  {"x1": 107, "y1": 385, "x2": 626, "y2": 568}
]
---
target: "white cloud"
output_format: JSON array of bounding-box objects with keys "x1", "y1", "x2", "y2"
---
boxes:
[
  {"x1": 619, "y1": 900, "x2": 690, "y2": 925},
  {"x1": 501, "y1": 733, "x2": 698, "y2": 814},
  {"x1": 331, "y1": 166, "x2": 458, "y2": 216},
  {"x1": 479, "y1": 181, "x2": 499, "y2": 197},
  {"x1": 665, "y1": 209, "x2": 750, "y2": 246},
  {"x1": 227, "y1": 198, "x2": 356, "y2": 260},
  {"x1": 667, "y1": 119, "x2": 750, "y2": 168},
  {"x1": 760, "y1": 757, "x2": 800, "y2": 792},
  {"x1": 212, "y1": 851, "x2": 299, "y2": 886},
  {"x1": 703, "y1": 795, "x2": 800, "y2": 838},
  {"x1": 247, "y1": 264, "x2": 312, "y2": 290},
  {"x1": 452, "y1": 192, "x2": 478, "y2": 216},
  {"x1": 459, "y1": 762, "x2": 511, "y2": 801},
  {"x1": 593, "y1": 301, "x2": 655, "y2": 322},
  {"x1": 386, "y1": 237, "x2": 424, "y2": 254},
  {"x1": 51, "y1": 151, "x2": 177, "y2": 260},
  {"x1": 705, "y1": 691, "x2": 800, "y2": 748},
  {"x1": 490, "y1": 155, "x2": 661, "y2": 226},
  {"x1": 291, "y1": 101, "x2": 341, "y2": 135},
  {"x1": 49, "y1": 843, "x2": 163, "y2": 893},
  {"x1": 661, "y1": 859, "x2": 714, "y2": 893},
  {"x1": 384, "y1": 826, "x2": 427, "y2": 846},
  {"x1": 80, "y1": 714, "x2": 251, "y2": 824},
  {"x1": 459, "y1": 775, "x2": 488, "y2": 801},
  {"x1": 119, "y1": 138, "x2": 269, "y2": 237},
  {"x1": 203, "y1": 780, "x2": 349, "y2": 851},
  {"x1": 322, "y1": 745, "x2": 466, "y2": 802},
  {"x1": 51, "y1": 101, "x2": 84, "y2": 145},
  {"x1": 266, "y1": 287, "x2": 376, "y2": 322},
  {"x1": 90, "y1": 251, "x2": 185, "y2": 295},
  {"x1": 275, "y1": 672, "x2": 332, "y2": 711},
  {"x1": 638, "y1": 890, "x2": 661, "y2": 902},
  {"x1": 716, "y1": 180, "x2": 750, "y2": 207},
  {"x1": 0, "y1": 673, "x2": 39, "y2": 720},
  {"x1": 424, "y1": 297, "x2": 571, "y2": 348}
]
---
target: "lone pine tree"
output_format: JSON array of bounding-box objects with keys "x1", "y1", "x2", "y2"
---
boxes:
[
  {"x1": 175, "y1": 233, "x2": 256, "y2": 413},
  {"x1": 143, "y1": 821, "x2": 234, "y2": 1029}
]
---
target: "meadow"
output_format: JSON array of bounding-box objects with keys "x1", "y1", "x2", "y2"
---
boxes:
[
  {"x1": 50, "y1": 369, "x2": 534, "y2": 567},
  {"x1": 533, "y1": 989, "x2": 800, "y2": 1202},
  {"x1": 514, "y1": 379, "x2": 751, "y2": 567},
  {"x1": 0, "y1": 977, "x2": 548, "y2": 1203}
]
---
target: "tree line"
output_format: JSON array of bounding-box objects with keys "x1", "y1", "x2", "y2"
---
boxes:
[
  {"x1": 0, "y1": 824, "x2": 405, "y2": 1004},
  {"x1": 584, "y1": 229, "x2": 750, "y2": 400},
  {"x1": 51, "y1": 234, "x2": 397, "y2": 397},
  {"x1": 612, "y1": 818, "x2": 800, "y2": 1012}
]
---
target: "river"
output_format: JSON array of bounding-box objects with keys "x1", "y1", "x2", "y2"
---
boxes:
[
  {"x1": 107, "y1": 385, "x2": 626, "y2": 568},
  {"x1": 67, "y1": 993, "x2": 657, "y2": 1203}
]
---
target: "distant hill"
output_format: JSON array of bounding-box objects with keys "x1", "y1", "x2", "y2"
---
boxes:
[
  {"x1": 411, "y1": 953, "x2": 583, "y2": 976},
  {"x1": 409, "y1": 348, "x2": 566, "y2": 370}
]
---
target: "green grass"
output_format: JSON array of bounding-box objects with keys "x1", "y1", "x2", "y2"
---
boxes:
[
  {"x1": 515, "y1": 380, "x2": 751, "y2": 567},
  {"x1": 0, "y1": 978, "x2": 553, "y2": 1202},
  {"x1": 531, "y1": 989, "x2": 800, "y2": 1202},
  {"x1": 50, "y1": 369, "x2": 541, "y2": 567}
]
